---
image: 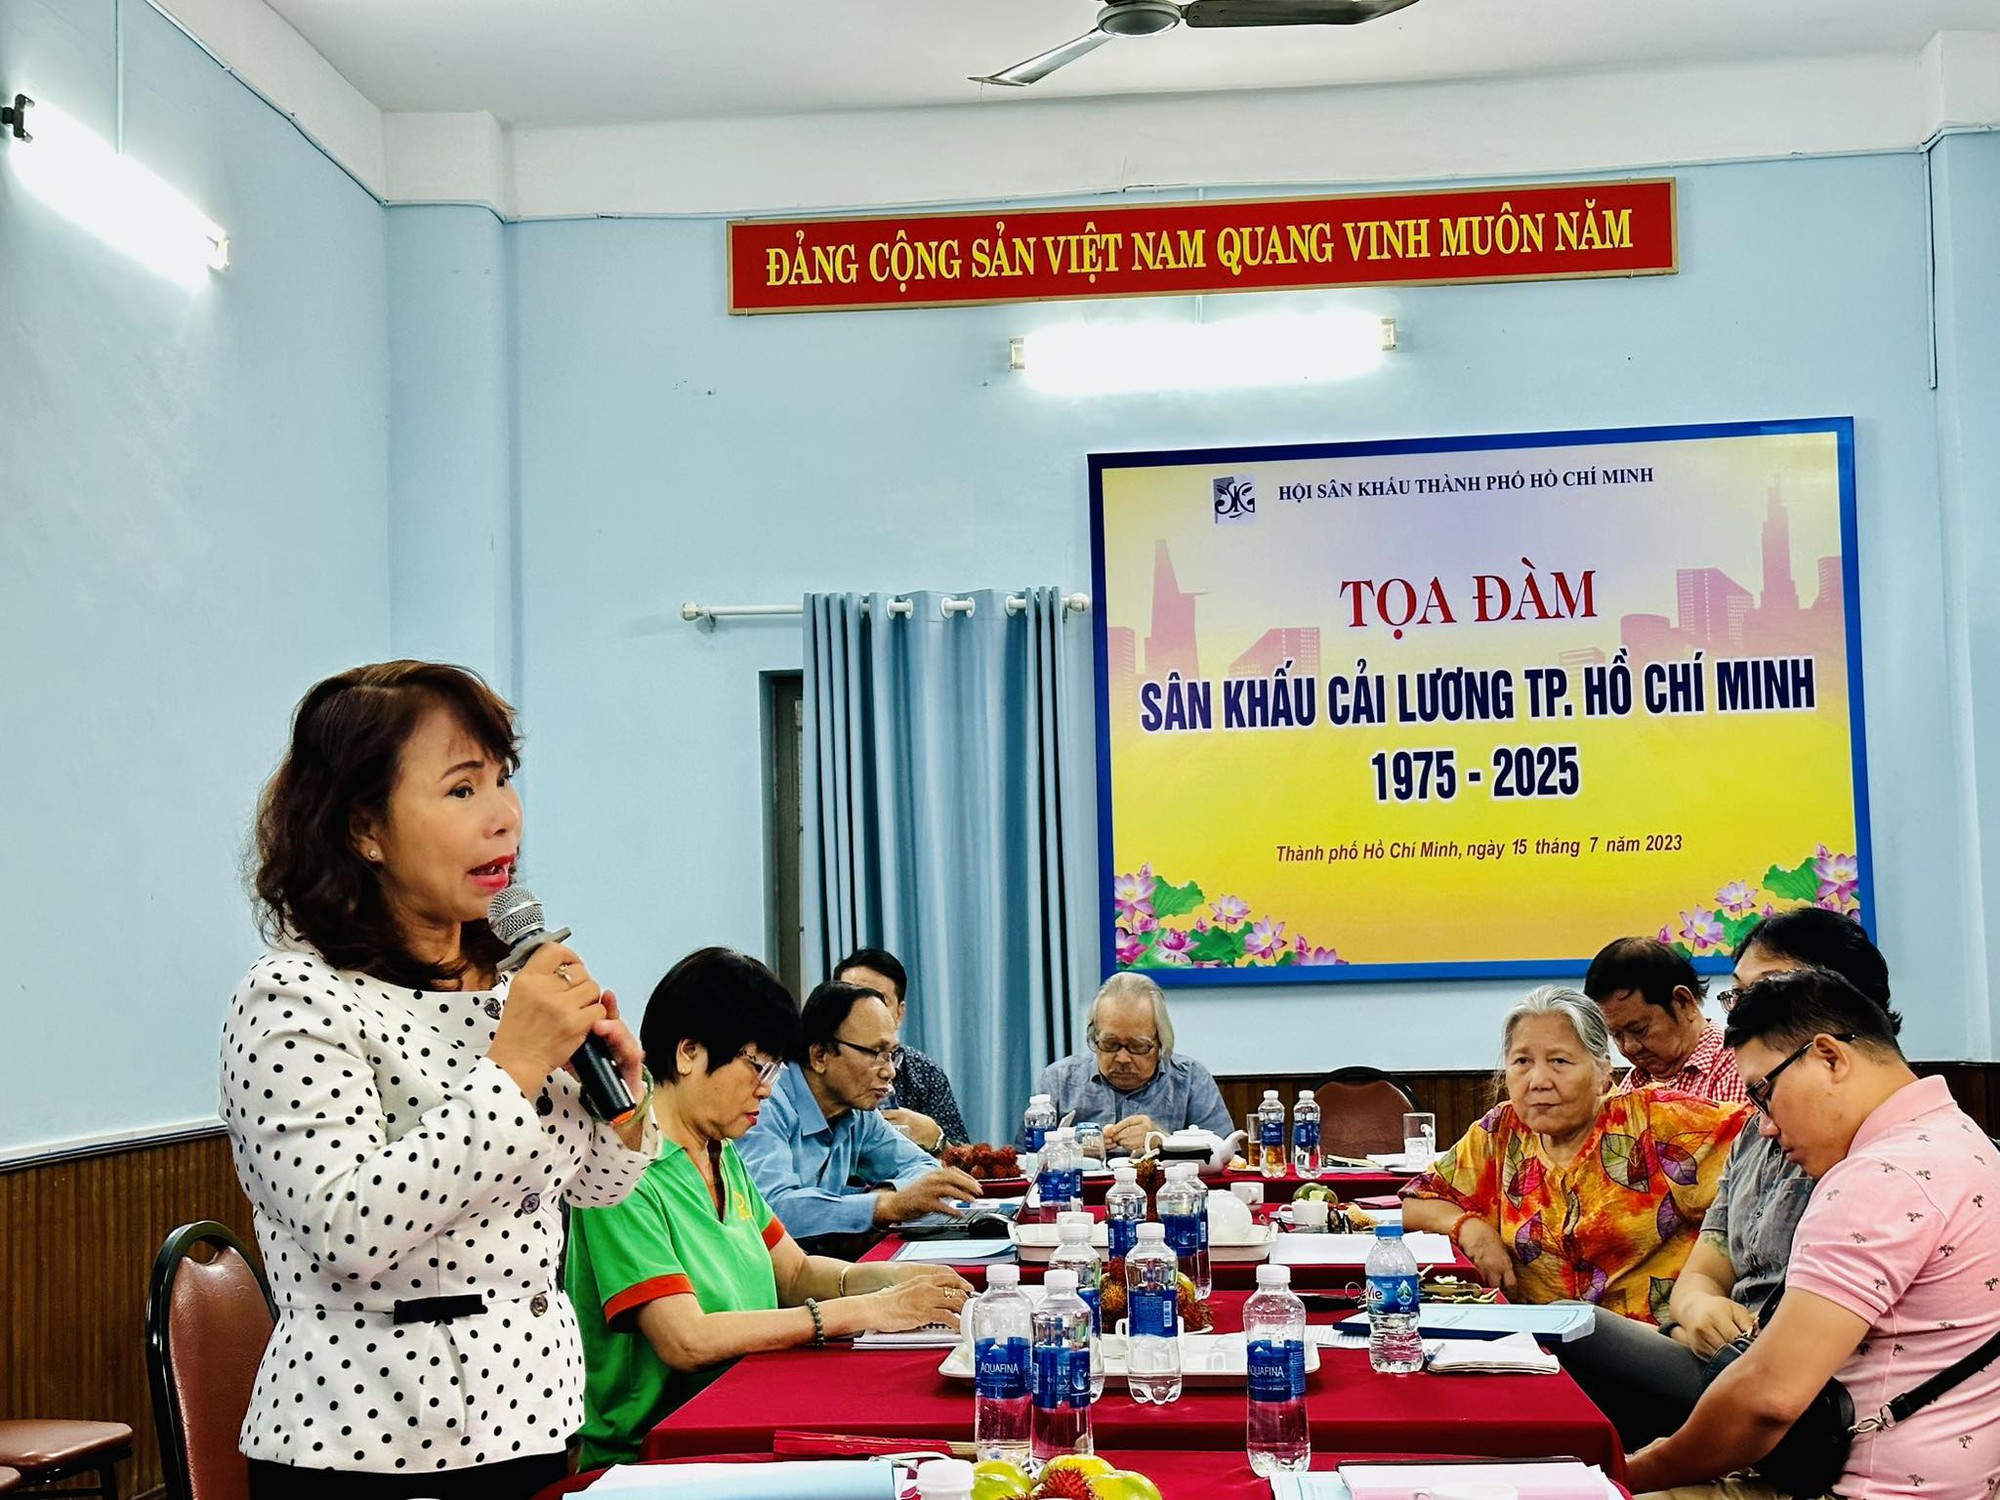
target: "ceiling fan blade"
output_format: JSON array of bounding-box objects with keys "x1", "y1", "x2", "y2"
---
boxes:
[
  {"x1": 971, "y1": 29, "x2": 1115, "y2": 87},
  {"x1": 1182, "y1": 0, "x2": 1420, "y2": 27}
]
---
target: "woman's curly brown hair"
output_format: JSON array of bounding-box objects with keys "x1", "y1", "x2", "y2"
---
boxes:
[{"x1": 253, "y1": 661, "x2": 519, "y2": 989}]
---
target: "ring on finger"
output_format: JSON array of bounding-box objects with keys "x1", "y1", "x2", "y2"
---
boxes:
[{"x1": 555, "y1": 961, "x2": 575, "y2": 986}]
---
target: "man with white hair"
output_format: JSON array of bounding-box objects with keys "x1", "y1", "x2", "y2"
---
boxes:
[{"x1": 1034, "y1": 973, "x2": 1233, "y2": 1154}]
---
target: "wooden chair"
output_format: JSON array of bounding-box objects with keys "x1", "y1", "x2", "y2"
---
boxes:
[
  {"x1": 145, "y1": 1222, "x2": 276, "y2": 1500},
  {"x1": 0, "y1": 1422, "x2": 131, "y2": 1499},
  {"x1": 1312, "y1": 1066, "x2": 1420, "y2": 1157}
]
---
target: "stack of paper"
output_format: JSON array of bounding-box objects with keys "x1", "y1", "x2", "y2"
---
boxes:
[
  {"x1": 1425, "y1": 1331, "x2": 1561, "y2": 1374},
  {"x1": 1338, "y1": 1461, "x2": 1616, "y2": 1500},
  {"x1": 1270, "y1": 1232, "x2": 1454, "y2": 1267},
  {"x1": 1307, "y1": 1325, "x2": 1444, "y2": 1358},
  {"x1": 587, "y1": 1459, "x2": 898, "y2": 1497}
]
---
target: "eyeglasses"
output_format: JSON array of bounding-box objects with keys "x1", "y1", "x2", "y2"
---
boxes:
[
  {"x1": 1715, "y1": 987, "x2": 1741, "y2": 1013},
  {"x1": 733, "y1": 1048, "x2": 784, "y2": 1086},
  {"x1": 1745, "y1": 1032, "x2": 1855, "y2": 1115},
  {"x1": 1088, "y1": 1032, "x2": 1159, "y2": 1058},
  {"x1": 1606, "y1": 1010, "x2": 1668, "y2": 1051},
  {"x1": 830, "y1": 1037, "x2": 904, "y2": 1073}
]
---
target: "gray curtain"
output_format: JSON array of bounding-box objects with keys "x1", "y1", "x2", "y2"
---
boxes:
[{"x1": 802, "y1": 588, "x2": 1079, "y2": 1143}]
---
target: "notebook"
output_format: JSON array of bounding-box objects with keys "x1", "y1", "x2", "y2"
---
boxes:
[
  {"x1": 1334, "y1": 1303, "x2": 1596, "y2": 1341},
  {"x1": 892, "y1": 1238, "x2": 1015, "y2": 1263}
]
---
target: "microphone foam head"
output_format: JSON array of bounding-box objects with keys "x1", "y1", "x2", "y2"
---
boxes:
[{"x1": 487, "y1": 884, "x2": 544, "y2": 947}]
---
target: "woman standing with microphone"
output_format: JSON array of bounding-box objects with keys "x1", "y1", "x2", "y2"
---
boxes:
[{"x1": 221, "y1": 661, "x2": 657, "y2": 1499}]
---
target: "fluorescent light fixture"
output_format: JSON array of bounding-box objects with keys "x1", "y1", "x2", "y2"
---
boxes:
[
  {"x1": 1012, "y1": 309, "x2": 1394, "y2": 397},
  {"x1": 5, "y1": 96, "x2": 229, "y2": 289}
]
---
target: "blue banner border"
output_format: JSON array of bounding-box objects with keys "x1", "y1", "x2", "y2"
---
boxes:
[{"x1": 1086, "y1": 416, "x2": 1873, "y2": 987}]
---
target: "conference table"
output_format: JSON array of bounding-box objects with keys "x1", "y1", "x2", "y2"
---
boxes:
[
  {"x1": 642, "y1": 1286, "x2": 1628, "y2": 1480},
  {"x1": 539, "y1": 1449, "x2": 1632, "y2": 1500}
]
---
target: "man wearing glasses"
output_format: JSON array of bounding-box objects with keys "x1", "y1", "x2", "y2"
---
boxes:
[
  {"x1": 739, "y1": 979, "x2": 982, "y2": 1251},
  {"x1": 834, "y1": 947, "x2": 969, "y2": 1151},
  {"x1": 1036, "y1": 973, "x2": 1234, "y2": 1156},
  {"x1": 1628, "y1": 967, "x2": 2000, "y2": 1497},
  {"x1": 1559, "y1": 911, "x2": 1898, "y2": 1452}
]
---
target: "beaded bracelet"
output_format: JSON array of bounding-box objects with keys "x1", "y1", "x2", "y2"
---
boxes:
[{"x1": 804, "y1": 1296, "x2": 825, "y2": 1347}]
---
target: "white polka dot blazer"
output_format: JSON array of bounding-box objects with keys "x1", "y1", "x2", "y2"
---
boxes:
[{"x1": 219, "y1": 946, "x2": 658, "y2": 1474}]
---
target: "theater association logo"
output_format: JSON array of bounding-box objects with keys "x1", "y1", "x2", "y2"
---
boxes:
[{"x1": 1212, "y1": 475, "x2": 1256, "y2": 525}]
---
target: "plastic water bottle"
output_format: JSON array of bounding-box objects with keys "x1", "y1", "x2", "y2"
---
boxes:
[
  {"x1": 1292, "y1": 1091, "x2": 1323, "y2": 1178},
  {"x1": 1023, "y1": 1093, "x2": 1056, "y2": 1154},
  {"x1": 970, "y1": 1264, "x2": 1032, "y2": 1466},
  {"x1": 1123, "y1": 1222, "x2": 1183, "y2": 1405},
  {"x1": 1030, "y1": 1269, "x2": 1094, "y2": 1468},
  {"x1": 1158, "y1": 1163, "x2": 1210, "y2": 1299},
  {"x1": 1258, "y1": 1089, "x2": 1287, "y2": 1177},
  {"x1": 1035, "y1": 1128, "x2": 1082, "y2": 1222},
  {"x1": 1050, "y1": 1212, "x2": 1105, "y2": 1399},
  {"x1": 1056, "y1": 1136, "x2": 1088, "y2": 1216},
  {"x1": 1245, "y1": 1264, "x2": 1311, "y2": 1474},
  {"x1": 1104, "y1": 1166, "x2": 1146, "y2": 1276},
  {"x1": 1365, "y1": 1223, "x2": 1425, "y2": 1374}
]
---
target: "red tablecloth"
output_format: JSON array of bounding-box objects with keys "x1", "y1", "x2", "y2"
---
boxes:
[
  {"x1": 539, "y1": 1449, "x2": 1632, "y2": 1500},
  {"x1": 644, "y1": 1291, "x2": 1625, "y2": 1479}
]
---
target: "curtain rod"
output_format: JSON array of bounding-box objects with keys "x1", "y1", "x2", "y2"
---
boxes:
[{"x1": 681, "y1": 593, "x2": 1091, "y2": 624}]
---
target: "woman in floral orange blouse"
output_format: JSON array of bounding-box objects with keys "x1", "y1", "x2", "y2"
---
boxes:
[{"x1": 1403, "y1": 986, "x2": 1749, "y2": 1323}]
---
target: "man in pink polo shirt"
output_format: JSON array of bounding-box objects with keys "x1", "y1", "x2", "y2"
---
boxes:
[{"x1": 1629, "y1": 966, "x2": 2000, "y2": 1499}]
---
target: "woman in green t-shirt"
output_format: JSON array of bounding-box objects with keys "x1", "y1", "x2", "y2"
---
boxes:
[{"x1": 567, "y1": 949, "x2": 973, "y2": 1467}]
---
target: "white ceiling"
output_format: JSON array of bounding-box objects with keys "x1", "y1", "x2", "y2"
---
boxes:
[{"x1": 260, "y1": 0, "x2": 2000, "y2": 126}]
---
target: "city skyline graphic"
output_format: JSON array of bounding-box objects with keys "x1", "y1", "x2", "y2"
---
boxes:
[{"x1": 1106, "y1": 481, "x2": 1846, "y2": 717}]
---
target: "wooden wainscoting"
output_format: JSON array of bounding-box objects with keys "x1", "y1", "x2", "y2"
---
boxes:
[
  {"x1": 0, "y1": 1127, "x2": 254, "y2": 1499},
  {"x1": 1217, "y1": 1070, "x2": 1497, "y2": 1148},
  {"x1": 1218, "y1": 1062, "x2": 2000, "y2": 1152}
]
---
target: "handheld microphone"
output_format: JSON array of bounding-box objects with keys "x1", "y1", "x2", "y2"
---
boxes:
[{"x1": 487, "y1": 885, "x2": 637, "y2": 1125}]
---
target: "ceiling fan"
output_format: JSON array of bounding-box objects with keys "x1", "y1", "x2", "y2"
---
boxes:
[{"x1": 972, "y1": 0, "x2": 1422, "y2": 88}]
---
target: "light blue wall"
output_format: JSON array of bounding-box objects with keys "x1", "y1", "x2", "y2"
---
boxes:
[
  {"x1": 497, "y1": 151, "x2": 1987, "y2": 1093},
  {"x1": 5, "y1": 4, "x2": 1991, "y2": 1154},
  {"x1": 0, "y1": 0, "x2": 392, "y2": 1151},
  {"x1": 387, "y1": 206, "x2": 517, "y2": 693}
]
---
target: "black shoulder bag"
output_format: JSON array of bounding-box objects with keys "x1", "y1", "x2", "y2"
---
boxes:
[{"x1": 1701, "y1": 1280, "x2": 2000, "y2": 1497}]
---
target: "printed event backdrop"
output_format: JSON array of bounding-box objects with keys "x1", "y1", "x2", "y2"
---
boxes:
[{"x1": 1089, "y1": 418, "x2": 1871, "y2": 984}]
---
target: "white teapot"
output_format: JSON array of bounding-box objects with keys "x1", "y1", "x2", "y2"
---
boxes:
[{"x1": 1142, "y1": 1127, "x2": 1246, "y2": 1170}]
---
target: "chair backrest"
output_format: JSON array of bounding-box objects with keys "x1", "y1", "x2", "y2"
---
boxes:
[
  {"x1": 1312, "y1": 1067, "x2": 1419, "y2": 1157},
  {"x1": 147, "y1": 1221, "x2": 275, "y2": 1500}
]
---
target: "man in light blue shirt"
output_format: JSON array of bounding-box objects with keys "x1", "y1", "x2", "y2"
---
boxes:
[
  {"x1": 739, "y1": 980, "x2": 982, "y2": 1246},
  {"x1": 1036, "y1": 973, "x2": 1234, "y2": 1155}
]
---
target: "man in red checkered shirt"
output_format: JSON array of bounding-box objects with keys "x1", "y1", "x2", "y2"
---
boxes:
[{"x1": 1585, "y1": 936, "x2": 1749, "y2": 1106}]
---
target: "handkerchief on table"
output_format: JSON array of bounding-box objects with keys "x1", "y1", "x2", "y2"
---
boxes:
[{"x1": 1425, "y1": 1330, "x2": 1560, "y2": 1373}]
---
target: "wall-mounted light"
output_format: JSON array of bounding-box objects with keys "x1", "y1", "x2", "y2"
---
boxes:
[
  {"x1": 3, "y1": 93, "x2": 230, "y2": 289},
  {"x1": 1009, "y1": 309, "x2": 1396, "y2": 397}
]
